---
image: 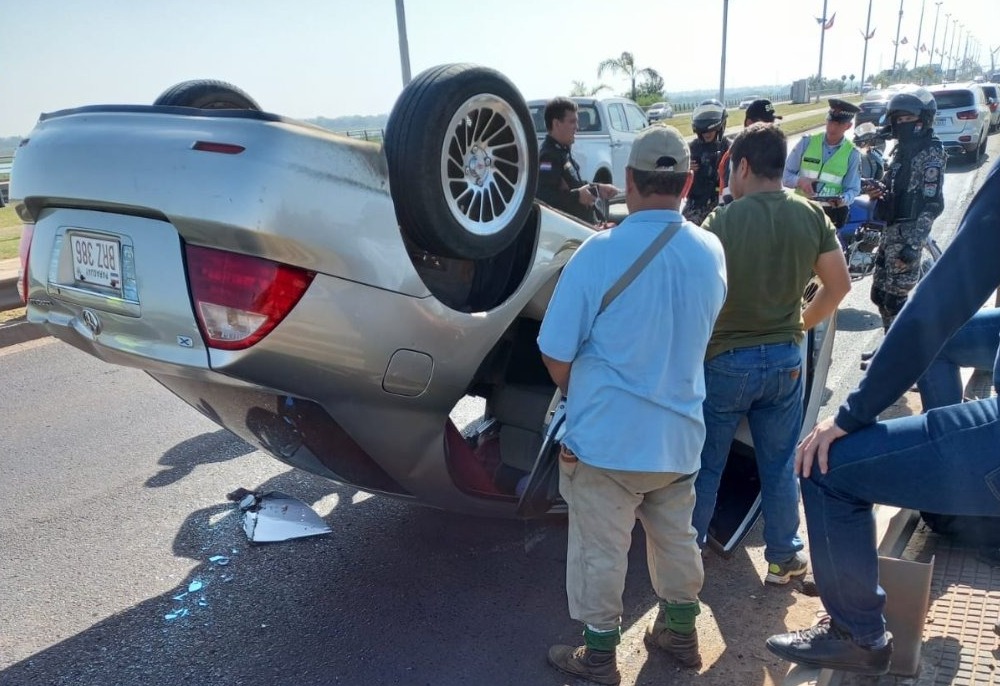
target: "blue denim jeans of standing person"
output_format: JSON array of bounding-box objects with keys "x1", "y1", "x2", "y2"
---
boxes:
[
  {"x1": 802, "y1": 395, "x2": 1000, "y2": 645},
  {"x1": 916, "y1": 308, "x2": 1000, "y2": 410},
  {"x1": 693, "y1": 341, "x2": 805, "y2": 563}
]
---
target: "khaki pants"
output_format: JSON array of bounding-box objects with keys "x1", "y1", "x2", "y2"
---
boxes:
[{"x1": 559, "y1": 454, "x2": 704, "y2": 632}]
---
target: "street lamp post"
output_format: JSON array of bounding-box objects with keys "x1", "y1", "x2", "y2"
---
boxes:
[
  {"x1": 961, "y1": 31, "x2": 971, "y2": 76},
  {"x1": 929, "y1": 2, "x2": 943, "y2": 76},
  {"x1": 817, "y1": 0, "x2": 829, "y2": 100},
  {"x1": 720, "y1": 0, "x2": 729, "y2": 102},
  {"x1": 952, "y1": 23, "x2": 963, "y2": 75},
  {"x1": 914, "y1": 0, "x2": 926, "y2": 69},
  {"x1": 395, "y1": 0, "x2": 412, "y2": 86},
  {"x1": 940, "y1": 13, "x2": 951, "y2": 68},
  {"x1": 948, "y1": 19, "x2": 959, "y2": 73},
  {"x1": 860, "y1": 0, "x2": 874, "y2": 92}
]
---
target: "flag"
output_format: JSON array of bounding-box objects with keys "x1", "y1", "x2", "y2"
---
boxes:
[
  {"x1": 901, "y1": 36, "x2": 909, "y2": 45},
  {"x1": 816, "y1": 12, "x2": 836, "y2": 29},
  {"x1": 921, "y1": 43, "x2": 928, "y2": 52},
  {"x1": 860, "y1": 27, "x2": 877, "y2": 40}
]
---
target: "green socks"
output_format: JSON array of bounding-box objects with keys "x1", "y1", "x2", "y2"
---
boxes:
[
  {"x1": 655, "y1": 601, "x2": 701, "y2": 635},
  {"x1": 584, "y1": 625, "x2": 621, "y2": 652}
]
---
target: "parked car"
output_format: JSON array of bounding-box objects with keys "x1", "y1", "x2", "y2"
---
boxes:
[
  {"x1": 855, "y1": 89, "x2": 892, "y2": 128},
  {"x1": 738, "y1": 95, "x2": 762, "y2": 109},
  {"x1": 929, "y1": 82, "x2": 991, "y2": 162},
  {"x1": 978, "y1": 83, "x2": 999, "y2": 132},
  {"x1": 9, "y1": 64, "x2": 837, "y2": 555},
  {"x1": 645, "y1": 101, "x2": 674, "y2": 121},
  {"x1": 527, "y1": 95, "x2": 648, "y2": 189}
]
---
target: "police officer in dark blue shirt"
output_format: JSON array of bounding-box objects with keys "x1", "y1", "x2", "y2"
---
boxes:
[{"x1": 537, "y1": 97, "x2": 618, "y2": 225}]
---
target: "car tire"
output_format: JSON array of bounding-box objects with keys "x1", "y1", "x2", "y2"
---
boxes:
[
  {"x1": 384, "y1": 63, "x2": 538, "y2": 260},
  {"x1": 153, "y1": 80, "x2": 261, "y2": 110}
]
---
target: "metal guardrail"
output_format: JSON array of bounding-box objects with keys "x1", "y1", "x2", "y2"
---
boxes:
[{"x1": 341, "y1": 129, "x2": 384, "y2": 142}]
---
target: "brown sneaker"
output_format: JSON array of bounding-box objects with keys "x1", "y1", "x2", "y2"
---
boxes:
[
  {"x1": 644, "y1": 622, "x2": 702, "y2": 668},
  {"x1": 547, "y1": 645, "x2": 621, "y2": 685}
]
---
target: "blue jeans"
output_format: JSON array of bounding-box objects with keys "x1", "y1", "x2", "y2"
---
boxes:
[
  {"x1": 916, "y1": 308, "x2": 1000, "y2": 410},
  {"x1": 693, "y1": 342, "x2": 805, "y2": 563},
  {"x1": 803, "y1": 396, "x2": 1000, "y2": 644}
]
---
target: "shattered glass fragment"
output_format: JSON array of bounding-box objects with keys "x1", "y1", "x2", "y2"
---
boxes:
[
  {"x1": 208, "y1": 555, "x2": 231, "y2": 566},
  {"x1": 188, "y1": 580, "x2": 204, "y2": 593}
]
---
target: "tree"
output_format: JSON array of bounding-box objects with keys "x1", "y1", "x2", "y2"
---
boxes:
[
  {"x1": 597, "y1": 51, "x2": 662, "y2": 102},
  {"x1": 849, "y1": 73, "x2": 856, "y2": 91},
  {"x1": 634, "y1": 73, "x2": 665, "y2": 100},
  {"x1": 569, "y1": 80, "x2": 611, "y2": 97}
]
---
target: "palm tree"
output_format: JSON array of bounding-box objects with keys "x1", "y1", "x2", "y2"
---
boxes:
[
  {"x1": 569, "y1": 80, "x2": 611, "y2": 97},
  {"x1": 597, "y1": 52, "x2": 662, "y2": 102}
]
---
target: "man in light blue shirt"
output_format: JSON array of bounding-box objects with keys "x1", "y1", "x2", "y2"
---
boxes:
[{"x1": 538, "y1": 124, "x2": 726, "y2": 685}]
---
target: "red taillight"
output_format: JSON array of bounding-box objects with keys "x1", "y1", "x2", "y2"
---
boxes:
[
  {"x1": 185, "y1": 245, "x2": 315, "y2": 351},
  {"x1": 990, "y1": 103, "x2": 998, "y2": 113},
  {"x1": 17, "y1": 223, "x2": 33, "y2": 304},
  {"x1": 956, "y1": 110, "x2": 979, "y2": 120}
]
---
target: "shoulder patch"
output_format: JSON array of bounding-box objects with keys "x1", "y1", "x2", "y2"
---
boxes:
[{"x1": 923, "y1": 166, "x2": 941, "y2": 182}]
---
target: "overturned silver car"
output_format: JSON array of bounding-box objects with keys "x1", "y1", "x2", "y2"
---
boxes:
[{"x1": 10, "y1": 64, "x2": 836, "y2": 554}]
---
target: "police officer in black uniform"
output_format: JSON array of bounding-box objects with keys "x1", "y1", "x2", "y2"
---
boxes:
[
  {"x1": 537, "y1": 97, "x2": 619, "y2": 225},
  {"x1": 869, "y1": 86, "x2": 946, "y2": 331}
]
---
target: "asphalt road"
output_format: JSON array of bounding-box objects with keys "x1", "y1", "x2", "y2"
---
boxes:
[{"x1": 0, "y1": 134, "x2": 997, "y2": 686}]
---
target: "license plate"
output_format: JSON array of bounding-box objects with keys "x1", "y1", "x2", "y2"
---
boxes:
[
  {"x1": 71, "y1": 233, "x2": 122, "y2": 292},
  {"x1": 935, "y1": 117, "x2": 949, "y2": 126}
]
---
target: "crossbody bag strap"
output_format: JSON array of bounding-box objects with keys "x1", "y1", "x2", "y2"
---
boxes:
[{"x1": 598, "y1": 222, "x2": 682, "y2": 315}]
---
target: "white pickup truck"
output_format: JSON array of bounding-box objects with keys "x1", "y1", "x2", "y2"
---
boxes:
[{"x1": 527, "y1": 96, "x2": 649, "y2": 188}]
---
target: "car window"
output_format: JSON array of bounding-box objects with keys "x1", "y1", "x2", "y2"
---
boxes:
[
  {"x1": 933, "y1": 90, "x2": 974, "y2": 109},
  {"x1": 577, "y1": 105, "x2": 601, "y2": 132},
  {"x1": 529, "y1": 105, "x2": 545, "y2": 133},
  {"x1": 624, "y1": 104, "x2": 648, "y2": 132},
  {"x1": 981, "y1": 86, "x2": 997, "y2": 100},
  {"x1": 607, "y1": 103, "x2": 628, "y2": 132}
]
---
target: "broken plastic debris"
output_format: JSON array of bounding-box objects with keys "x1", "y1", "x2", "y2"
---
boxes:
[
  {"x1": 232, "y1": 490, "x2": 332, "y2": 543},
  {"x1": 208, "y1": 555, "x2": 230, "y2": 566},
  {"x1": 188, "y1": 580, "x2": 204, "y2": 593},
  {"x1": 164, "y1": 608, "x2": 190, "y2": 621}
]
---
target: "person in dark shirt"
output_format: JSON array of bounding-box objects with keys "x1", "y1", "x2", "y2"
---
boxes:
[
  {"x1": 765, "y1": 159, "x2": 1000, "y2": 676},
  {"x1": 683, "y1": 99, "x2": 729, "y2": 225},
  {"x1": 537, "y1": 97, "x2": 618, "y2": 225},
  {"x1": 717, "y1": 98, "x2": 783, "y2": 205}
]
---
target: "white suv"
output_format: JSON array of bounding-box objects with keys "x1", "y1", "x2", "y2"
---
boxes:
[{"x1": 929, "y1": 83, "x2": 991, "y2": 162}]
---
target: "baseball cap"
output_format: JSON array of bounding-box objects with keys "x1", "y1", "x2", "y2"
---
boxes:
[
  {"x1": 827, "y1": 98, "x2": 861, "y2": 122},
  {"x1": 745, "y1": 99, "x2": 782, "y2": 123},
  {"x1": 627, "y1": 124, "x2": 690, "y2": 172}
]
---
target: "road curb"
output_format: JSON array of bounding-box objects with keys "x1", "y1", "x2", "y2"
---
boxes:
[
  {"x1": 0, "y1": 275, "x2": 20, "y2": 312},
  {"x1": 0, "y1": 318, "x2": 46, "y2": 348}
]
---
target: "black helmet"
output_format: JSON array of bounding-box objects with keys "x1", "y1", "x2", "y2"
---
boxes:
[
  {"x1": 886, "y1": 86, "x2": 937, "y2": 137},
  {"x1": 692, "y1": 99, "x2": 728, "y2": 135}
]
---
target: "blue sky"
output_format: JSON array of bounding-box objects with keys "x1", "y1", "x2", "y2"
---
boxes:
[{"x1": 1, "y1": 0, "x2": 996, "y2": 137}]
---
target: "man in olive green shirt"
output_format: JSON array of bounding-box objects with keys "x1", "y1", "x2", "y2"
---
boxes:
[{"x1": 691, "y1": 123, "x2": 851, "y2": 585}]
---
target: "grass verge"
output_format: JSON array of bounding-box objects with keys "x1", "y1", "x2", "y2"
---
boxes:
[{"x1": 1, "y1": 205, "x2": 21, "y2": 260}]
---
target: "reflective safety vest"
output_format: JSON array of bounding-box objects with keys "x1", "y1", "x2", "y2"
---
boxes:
[{"x1": 798, "y1": 136, "x2": 855, "y2": 197}]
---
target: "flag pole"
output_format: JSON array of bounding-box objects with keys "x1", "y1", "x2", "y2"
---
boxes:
[
  {"x1": 860, "y1": 0, "x2": 874, "y2": 91},
  {"x1": 817, "y1": 0, "x2": 829, "y2": 102}
]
